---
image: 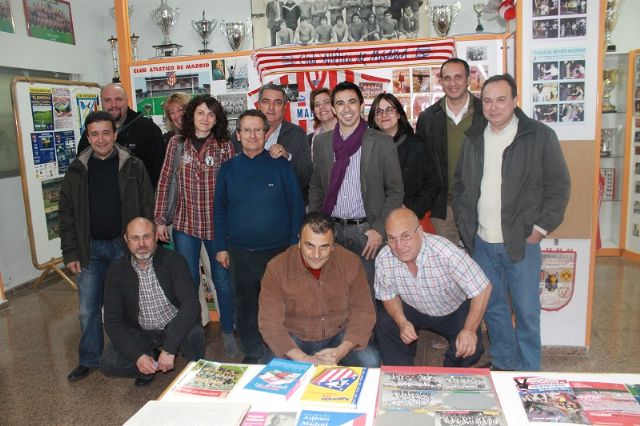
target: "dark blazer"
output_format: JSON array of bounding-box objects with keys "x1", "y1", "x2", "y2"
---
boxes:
[
  {"x1": 396, "y1": 132, "x2": 441, "y2": 219},
  {"x1": 415, "y1": 94, "x2": 484, "y2": 219},
  {"x1": 103, "y1": 246, "x2": 201, "y2": 361},
  {"x1": 309, "y1": 127, "x2": 404, "y2": 237}
]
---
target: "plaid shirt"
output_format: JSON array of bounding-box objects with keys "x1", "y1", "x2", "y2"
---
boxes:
[
  {"x1": 133, "y1": 258, "x2": 178, "y2": 330},
  {"x1": 154, "y1": 135, "x2": 234, "y2": 240},
  {"x1": 375, "y1": 232, "x2": 489, "y2": 317}
]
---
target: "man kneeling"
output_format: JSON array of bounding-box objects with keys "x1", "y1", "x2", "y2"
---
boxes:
[
  {"x1": 259, "y1": 212, "x2": 379, "y2": 367},
  {"x1": 100, "y1": 217, "x2": 205, "y2": 386}
]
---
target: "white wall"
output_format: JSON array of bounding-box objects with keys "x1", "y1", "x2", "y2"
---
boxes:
[{"x1": 610, "y1": 0, "x2": 640, "y2": 54}]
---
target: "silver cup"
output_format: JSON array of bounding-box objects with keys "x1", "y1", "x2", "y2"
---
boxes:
[
  {"x1": 192, "y1": 10, "x2": 217, "y2": 54},
  {"x1": 426, "y1": 1, "x2": 461, "y2": 37},
  {"x1": 600, "y1": 126, "x2": 622, "y2": 157},
  {"x1": 604, "y1": 0, "x2": 625, "y2": 52},
  {"x1": 150, "y1": 0, "x2": 180, "y2": 46},
  {"x1": 221, "y1": 19, "x2": 252, "y2": 52},
  {"x1": 473, "y1": 3, "x2": 485, "y2": 32},
  {"x1": 107, "y1": 35, "x2": 120, "y2": 82}
]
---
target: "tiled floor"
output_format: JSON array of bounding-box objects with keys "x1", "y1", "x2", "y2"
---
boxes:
[{"x1": 0, "y1": 257, "x2": 638, "y2": 425}]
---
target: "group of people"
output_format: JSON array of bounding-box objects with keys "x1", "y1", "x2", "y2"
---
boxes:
[{"x1": 59, "y1": 57, "x2": 570, "y2": 388}]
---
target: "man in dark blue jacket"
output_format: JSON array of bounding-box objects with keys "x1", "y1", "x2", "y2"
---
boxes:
[{"x1": 215, "y1": 109, "x2": 304, "y2": 364}]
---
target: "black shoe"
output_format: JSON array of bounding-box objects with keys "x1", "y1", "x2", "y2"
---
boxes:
[
  {"x1": 67, "y1": 365, "x2": 93, "y2": 382},
  {"x1": 241, "y1": 356, "x2": 259, "y2": 364},
  {"x1": 134, "y1": 375, "x2": 155, "y2": 387}
]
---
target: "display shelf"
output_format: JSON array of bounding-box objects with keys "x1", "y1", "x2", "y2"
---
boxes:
[{"x1": 622, "y1": 49, "x2": 640, "y2": 256}]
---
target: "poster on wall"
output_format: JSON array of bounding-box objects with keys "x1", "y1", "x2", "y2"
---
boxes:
[
  {"x1": 29, "y1": 87, "x2": 54, "y2": 131},
  {"x1": 0, "y1": 0, "x2": 15, "y2": 33},
  {"x1": 23, "y1": 0, "x2": 75, "y2": 45},
  {"x1": 539, "y1": 249, "x2": 577, "y2": 311},
  {"x1": 75, "y1": 93, "x2": 99, "y2": 136},
  {"x1": 41, "y1": 177, "x2": 62, "y2": 240},
  {"x1": 52, "y1": 87, "x2": 72, "y2": 129}
]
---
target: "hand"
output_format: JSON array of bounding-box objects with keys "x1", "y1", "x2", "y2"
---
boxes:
[
  {"x1": 362, "y1": 229, "x2": 383, "y2": 260},
  {"x1": 157, "y1": 224, "x2": 170, "y2": 243},
  {"x1": 66, "y1": 261, "x2": 81, "y2": 274},
  {"x1": 157, "y1": 350, "x2": 175, "y2": 373},
  {"x1": 216, "y1": 251, "x2": 230, "y2": 269},
  {"x1": 526, "y1": 229, "x2": 545, "y2": 244},
  {"x1": 268, "y1": 143, "x2": 289, "y2": 160},
  {"x1": 455, "y1": 329, "x2": 478, "y2": 358},
  {"x1": 399, "y1": 320, "x2": 418, "y2": 344},
  {"x1": 314, "y1": 347, "x2": 346, "y2": 365},
  {"x1": 136, "y1": 354, "x2": 158, "y2": 375}
]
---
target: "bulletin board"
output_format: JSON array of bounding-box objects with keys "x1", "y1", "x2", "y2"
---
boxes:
[{"x1": 11, "y1": 77, "x2": 100, "y2": 280}]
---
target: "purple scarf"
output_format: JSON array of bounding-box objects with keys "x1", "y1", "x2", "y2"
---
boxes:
[{"x1": 321, "y1": 119, "x2": 367, "y2": 215}]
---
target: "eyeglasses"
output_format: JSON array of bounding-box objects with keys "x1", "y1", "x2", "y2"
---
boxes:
[
  {"x1": 387, "y1": 225, "x2": 420, "y2": 245},
  {"x1": 375, "y1": 106, "x2": 396, "y2": 116},
  {"x1": 239, "y1": 128, "x2": 266, "y2": 136}
]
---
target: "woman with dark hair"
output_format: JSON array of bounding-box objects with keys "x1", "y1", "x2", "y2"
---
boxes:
[
  {"x1": 367, "y1": 92, "x2": 440, "y2": 219},
  {"x1": 154, "y1": 95, "x2": 238, "y2": 357},
  {"x1": 309, "y1": 87, "x2": 337, "y2": 157}
]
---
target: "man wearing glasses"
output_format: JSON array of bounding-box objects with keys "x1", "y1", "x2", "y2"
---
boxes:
[
  {"x1": 374, "y1": 208, "x2": 492, "y2": 366},
  {"x1": 215, "y1": 109, "x2": 305, "y2": 364}
]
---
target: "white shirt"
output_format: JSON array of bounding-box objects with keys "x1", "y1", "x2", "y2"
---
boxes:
[{"x1": 445, "y1": 92, "x2": 470, "y2": 126}]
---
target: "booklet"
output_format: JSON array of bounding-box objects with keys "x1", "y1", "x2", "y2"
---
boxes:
[
  {"x1": 301, "y1": 366, "x2": 368, "y2": 409},
  {"x1": 244, "y1": 358, "x2": 313, "y2": 400},
  {"x1": 167, "y1": 360, "x2": 249, "y2": 398},
  {"x1": 296, "y1": 410, "x2": 366, "y2": 426}
]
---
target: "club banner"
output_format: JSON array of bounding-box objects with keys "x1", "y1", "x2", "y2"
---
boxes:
[
  {"x1": 252, "y1": 38, "x2": 456, "y2": 80},
  {"x1": 539, "y1": 249, "x2": 577, "y2": 311}
]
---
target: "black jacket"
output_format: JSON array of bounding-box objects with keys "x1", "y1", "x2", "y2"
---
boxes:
[
  {"x1": 415, "y1": 94, "x2": 484, "y2": 219},
  {"x1": 103, "y1": 246, "x2": 201, "y2": 360},
  {"x1": 395, "y1": 132, "x2": 441, "y2": 219},
  {"x1": 59, "y1": 145, "x2": 154, "y2": 266},
  {"x1": 78, "y1": 108, "x2": 165, "y2": 188}
]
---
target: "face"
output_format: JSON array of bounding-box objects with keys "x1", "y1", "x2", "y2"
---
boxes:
[
  {"x1": 332, "y1": 89, "x2": 363, "y2": 132},
  {"x1": 237, "y1": 115, "x2": 266, "y2": 157},
  {"x1": 482, "y1": 80, "x2": 517, "y2": 132},
  {"x1": 125, "y1": 219, "x2": 158, "y2": 262},
  {"x1": 374, "y1": 98, "x2": 399, "y2": 135},
  {"x1": 101, "y1": 85, "x2": 128, "y2": 123},
  {"x1": 299, "y1": 226, "x2": 334, "y2": 270},
  {"x1": 440, "y1": 62, "x2": 469, "y2": 102},
  {"x1": 165, "y1": 101, "x2": 185, "y2": 130},
  {"x1": 313, "y1": 92, "x2": 334, "y2": 124},
  {"x1": 86, "y1": 120, "x2": 116, "y2": 158},
  {"x1": 385, "y1": 214, "x2": 422, "y2": 264},
  {"x1": 193, "y1": 102, "x2": 217, "y2": 136},
  {"x1": 259, "y1": 88, "x2": 286, "y2": 127}
]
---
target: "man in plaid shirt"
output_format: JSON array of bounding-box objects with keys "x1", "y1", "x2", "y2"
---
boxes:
[{"x1": 374, "y1": 208, "x2": 492, "y2": 366}]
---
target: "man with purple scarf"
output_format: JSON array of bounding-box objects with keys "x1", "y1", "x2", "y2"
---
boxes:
[{"x1": 309, "y1": 81, "x2": 404, "y2": 290}]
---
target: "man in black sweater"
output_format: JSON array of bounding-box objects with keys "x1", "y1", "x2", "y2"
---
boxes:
[{"x1": 101, "y1": 217, "x2": 204, "y2": 387}]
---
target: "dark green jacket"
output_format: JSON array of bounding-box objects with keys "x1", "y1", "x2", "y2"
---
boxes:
[
  {"x1": 452, "y1": 108, "x2": 571, "y2": 262},
  {"x1": 59, "y1": 145, "x2": 154, "y2": 266}
]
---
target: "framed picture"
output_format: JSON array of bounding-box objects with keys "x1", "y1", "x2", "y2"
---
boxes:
[
  {"x1": 23, "y1": 0, "x2": 75, "y2": 45},
  {"x1": 0, "y1": 0, "x2": 14, "y2": 33}
]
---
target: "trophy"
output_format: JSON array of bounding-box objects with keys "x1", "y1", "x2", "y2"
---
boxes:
[
  {"x1": 221, "y1": 19, "x2": 252, "y2": 52},
  {"x1": 426, "y1": 1, "x2": 461, "y2": 37},
  {"x1": 602, "y1": 69, "x2": 619, "y2": 113},
  {"x1": 192, "y1": 10, "x2": 217, "y2": 54},
  {"x1": 604, "y1": 0, "x2": 625, "y2": 52},
  {"x1": 107, "y1": 35, "x2": 120, "y2": 82},
  {"x1": 150, "y1": 0, "x2": 182, "y2": 57},
  {"x1": 473, "y1": 3, "x2": 485, "y2": 32},
  {"x1": 130, "y1": 33, "x2": 140, "y2": 61},
  {"x1": 600, "y1": 126, "x2": 622, "y2": 157}
]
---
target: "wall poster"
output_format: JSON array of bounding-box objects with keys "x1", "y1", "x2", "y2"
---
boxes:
[
  {"x1": 540, "y1": 249, "x2": 577, "y2": 311},
  {"x1": 23, "y1": 0, "x2": 75, "y2": 45}
]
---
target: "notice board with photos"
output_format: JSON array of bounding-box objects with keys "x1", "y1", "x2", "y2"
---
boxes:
[{"x1": 11, "y1": 77, "x2": 100, "y2": 269}]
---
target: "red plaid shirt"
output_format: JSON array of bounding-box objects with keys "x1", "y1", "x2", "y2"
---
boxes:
[{"x1": 154, "y1": 135, "x2": 234, "y2": 240}]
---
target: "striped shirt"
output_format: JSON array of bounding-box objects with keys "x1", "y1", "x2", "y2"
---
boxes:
[
  {"x1": 331, "y1": 147, "x2": 367, "y2": 220},
  {"x1": 133, "y1": 258, "x2": 178, "y2": 330},
  {"x1": 375, "y1": 233, "x2": 489, "y2": 316},
  {"x1": 154, "y1": 135, "x2": 234, "y2": 240}
]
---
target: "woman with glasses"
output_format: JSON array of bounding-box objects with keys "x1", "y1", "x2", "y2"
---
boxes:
[
  {"x1": 368, "y1": 92, "x2": 440, "y2": 221},
  {"x1": 154, "y1": 95, "x2": 238, "y2": 357},
  {"x1": 309, "y1": 88, "x2": 337, "y2": 158}
]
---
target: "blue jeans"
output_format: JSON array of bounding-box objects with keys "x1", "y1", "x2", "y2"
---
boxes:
[
  {"x1": 229, "y1": 246, "x2": 287, "y2": 359},
  {"x1": 77, "y1": 238, "x2": 126, "y2": 368},
  {"x1": 472, "y1": 235, "x2": 542, "y2": 371},
  {"x1": 172, "y1": 230, "x2": 234, "y2": 334},
  {"x1": 333, "y1": 222, "x2": 375, "y2": 293},
  {"x1": 264, "y1": 330, "x2": 380, "y2": 367},
  {"x1": 375, "y1": 300, "x2": 483, "y2": 367}
]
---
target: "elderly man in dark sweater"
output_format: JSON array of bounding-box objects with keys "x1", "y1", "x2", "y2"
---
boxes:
[
  {"x1": 215, "y1": 109, "x2": 304, "y2": 364},
  {"x1": 101, "y1": 218, "x2": 204, "y2": 387}
]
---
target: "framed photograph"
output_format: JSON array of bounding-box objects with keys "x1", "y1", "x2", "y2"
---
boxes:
[
  {"x1": 466, "y1": 46, "x2": 487, "y2": 62},
  {"x1": 559, "y1": 103, "x2": 584, "y2": 122},
  {"x1": 533, "y1": 0, "x2": 558, "y2": 17},
  {"x1": 559, "y1": 82, "x2": 584, "y2": 101},
  {"x1": 560, "y1": 17, "x2": 587, "y2": 38},
  {"x1": 533, "y1": 82, "x2": 559, "y2": 103},
  {"x1": 0, "y1": 0, "x2": 15, "y2": 33},
  {"x1": 533, "y1": 104, "x2": 558, "y2": 123},
  {"x1": 533, "y1": 61, "x2": 560, "y2": 81},
  {"x1": 560, "y1": 60, "x2": 585, "y2": 80},
  {"x1": 533, "y1": 19, "x2": 558, "y2": 39},
  {"x1": 23, "y1": 0, "x2": 75, "y2": 45},
  {"x1": 560, "y1": 0, "x2": 586, "y2": 15}
]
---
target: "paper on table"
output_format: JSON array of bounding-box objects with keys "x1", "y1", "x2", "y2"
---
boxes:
[{"x1": 124, "y1": 400, "x2": 251, "y2": 426}]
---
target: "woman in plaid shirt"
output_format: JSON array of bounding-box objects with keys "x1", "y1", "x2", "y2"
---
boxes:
[{"x1": 154, "y1": 95, "x2": 237, "y2": 356}]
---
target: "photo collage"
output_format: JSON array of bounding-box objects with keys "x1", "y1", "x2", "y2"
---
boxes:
[
  {"x1": 532, "y1": 0, "x2": 587, "y2": 40},
  {"x1": 632, "y1": 57, "x2": 640, "y2": 238}
]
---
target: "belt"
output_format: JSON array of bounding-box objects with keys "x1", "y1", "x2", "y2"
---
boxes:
[{"x1": 332, "y1": 217, "x2": 368, "y2": 226}]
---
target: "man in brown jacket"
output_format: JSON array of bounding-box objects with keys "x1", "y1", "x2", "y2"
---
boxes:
[{"x1": 258, "y1": 212, "x2": 379, "y2": 367}]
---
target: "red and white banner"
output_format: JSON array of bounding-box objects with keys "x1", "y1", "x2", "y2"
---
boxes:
[{"x1": 252, "y1": 38, "x2": 456, "y2": 80}]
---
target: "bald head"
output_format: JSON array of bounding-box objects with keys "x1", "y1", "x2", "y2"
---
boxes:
[
  {"x1": 386, "y1": 208, "x2": 419, "y2": 230},
  {"x1": 125, "y1": 218, "x2": 157, "y2": 263},
  {"x1": 126, "y1": 217, "x2": 155, "y2": 236},
  {"x1": 385, "y1": 208, "x2": 423, "y2": 264},
  {"x1": 101, "y1": 83, "x2": 128, "y2": 125}
]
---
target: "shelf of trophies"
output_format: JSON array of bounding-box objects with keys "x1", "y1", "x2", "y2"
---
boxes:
[{"x1": 597, "y1": 52, "x2": 629, "y2": 255}]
